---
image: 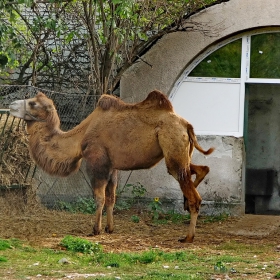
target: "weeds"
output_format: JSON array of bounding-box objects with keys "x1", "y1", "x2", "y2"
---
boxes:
[
  {"x1": 60, "y1": 235, "x2": 103, "y2": 255},
  {"x1": 214, "y1": 261, "x2": 227, "y2": 273},
  {"x1": 0, "y1": 256, "x2": 7, "y2": 262},
  {"x1": 131, "y1": 215, "x2": 140, "y2": 223},
  {"x1": 56, "y1": 197, "x2": 96, "y2": 214},
  {"x1": 0, "y1": 239, "x2": 12, "y2": 250},
  {"x1": 202, "y1": 213, "x2": 229, "y2": 223}
]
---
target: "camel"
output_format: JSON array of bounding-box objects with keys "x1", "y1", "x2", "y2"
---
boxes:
[{"x1": 9, "y1": 90, "x2": 214, "y2": 243}]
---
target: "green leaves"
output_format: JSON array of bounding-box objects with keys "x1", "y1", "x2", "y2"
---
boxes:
[{"x1": 0, "y1": 0, "x2": 217, "y2": 92}]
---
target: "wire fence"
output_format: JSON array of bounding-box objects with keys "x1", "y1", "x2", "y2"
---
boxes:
[
  {"x1": 0, "y1": 85, "x2": 184, "y2": 214},
  {"x1": 0, "y1": 85, "x2": 100, "y2": 208}
]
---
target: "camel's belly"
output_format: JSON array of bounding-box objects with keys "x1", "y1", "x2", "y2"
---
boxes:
[{"x1": 112, "y1": 148, "x2": 164, "y2": 170}]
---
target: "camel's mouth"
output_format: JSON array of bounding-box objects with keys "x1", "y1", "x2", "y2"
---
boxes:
[
  {"x1": 9, "y1": 108, "x2": 19, "y2": 113},
  {"x1": 9, "y1": 106, "x2": 20, "y2": 116},
  {"x1": 9, "y1": 100, "x2": 26, "y2": 119}
]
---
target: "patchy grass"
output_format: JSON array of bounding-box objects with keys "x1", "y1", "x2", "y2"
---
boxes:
[{"x1": 0, "y1": 236, "x2": 279, "y2": 279}]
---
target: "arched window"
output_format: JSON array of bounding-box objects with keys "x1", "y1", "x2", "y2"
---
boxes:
[{"x1": 169, "y1": 30, "x2": 280, "y2": 137}]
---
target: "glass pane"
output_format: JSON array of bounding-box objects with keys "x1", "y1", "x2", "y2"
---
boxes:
[
  {"x1": 189, "y1": 39, "x2": 242, "y2": 78},
  {"x1": 172, "y1": 82, "x2": 240, "y2": 134},
  {"x1": 250, "y1": 33, "x2": 280, "y2": 78}
]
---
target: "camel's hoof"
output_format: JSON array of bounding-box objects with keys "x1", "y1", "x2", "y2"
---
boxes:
[
  {"x1": 105, "y1": 226, "x2": 113, "y2": 234},
  {"x1": 178, "y1": 236, "x2": 194, "y2": 243},
  {"x1": 92, "y1": 228, "x2": 101, "y2": 235}
]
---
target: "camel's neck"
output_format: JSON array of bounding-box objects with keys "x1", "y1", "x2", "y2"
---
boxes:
[{"x1": 26, "y1": 113, "x2": 91, "y2": 177}]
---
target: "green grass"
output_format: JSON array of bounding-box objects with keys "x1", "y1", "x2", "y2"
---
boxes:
[{"x1": 0, "y1": 237, "x2": 279, "y2": 279}]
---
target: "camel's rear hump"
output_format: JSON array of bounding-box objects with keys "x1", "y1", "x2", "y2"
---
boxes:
[{"x1": 138, "y1": 90, "x2": 173, "y2": 111}]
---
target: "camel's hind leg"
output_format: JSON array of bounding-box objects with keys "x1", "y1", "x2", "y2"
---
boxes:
[
  {"x1": 158, "y1": 129, "x2": 201, "y2": 243},
  {"x1": 165, "y1": 163, "x2": 202, "y2": 243}
]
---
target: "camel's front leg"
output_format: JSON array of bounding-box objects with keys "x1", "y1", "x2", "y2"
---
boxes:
[
  {"x1": 92, "y1": 181, "x2": 107, "y2": 235},
  {"x1": 105, "y1": 170, "x2": 118, "y2": 234},
  {"x1": 83, "y1": 147, "x2": 112, "y2": 236}
]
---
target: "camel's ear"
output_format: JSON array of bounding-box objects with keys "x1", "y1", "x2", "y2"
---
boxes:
[{"x1": 37, "y1": 92, "x2": 47, "y2": 98}]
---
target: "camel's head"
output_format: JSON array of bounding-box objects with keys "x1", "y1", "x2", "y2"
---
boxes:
[{"x1": 9, "y1": 92, "x2": 56, "y2": 121}]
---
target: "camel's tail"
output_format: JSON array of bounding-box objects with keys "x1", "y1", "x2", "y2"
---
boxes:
[{"x1": 185, "y1": 121, "x2": 214, "y2": 155}]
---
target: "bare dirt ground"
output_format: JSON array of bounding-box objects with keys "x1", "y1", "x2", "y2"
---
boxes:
[{"x1": 1, "y1": 192, "x2": 280, "y2": 252}]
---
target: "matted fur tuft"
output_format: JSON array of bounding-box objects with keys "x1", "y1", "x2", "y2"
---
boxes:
[{"x1": 97, "y1": 94, "x2": 130, "y2": 110}]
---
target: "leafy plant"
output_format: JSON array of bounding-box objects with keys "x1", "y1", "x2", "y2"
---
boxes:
[
  {"x1": 118, "y1": 182, "x2": 147, "y2": 199},
  {"x1": 114, "y1": 199, "x2": 131, "y2": 211},
  {"x1": 131, "y1": 215, "x2": 140, "y2": 223},
  {"x1": 130, "y1": 182, "x2": 147, "y2": 198},
  {"x1": 60, "y1": 235, "x2": 102, "y2": 255},
  {"x1": 117, "y1": 182, "x2": 148, "y2": 210}
]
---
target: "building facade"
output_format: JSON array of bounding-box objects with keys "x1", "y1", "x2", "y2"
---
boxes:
[{"x1": 120, "y1": 0, "x2": 280, "y2": 215}]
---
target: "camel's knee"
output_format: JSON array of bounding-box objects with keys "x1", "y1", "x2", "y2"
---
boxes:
[
  {"x1": 182, "y1": 184, "x2": 202, "y2": 212},
  {"x1": 190, "y1": 197, "x2": 202, "y2": 213}
]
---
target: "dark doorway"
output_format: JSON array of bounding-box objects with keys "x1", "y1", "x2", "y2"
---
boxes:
[{"x1": 244, "y1": 83, "x2": 280, "y2": 214}]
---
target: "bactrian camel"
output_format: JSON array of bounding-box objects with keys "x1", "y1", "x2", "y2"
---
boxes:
[{"x1": 9, "y1": 90, "x2": 214, "y2": 243}]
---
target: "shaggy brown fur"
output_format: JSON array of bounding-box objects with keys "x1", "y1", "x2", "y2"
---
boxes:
[{"x1": 9, "y1": 90, "x2": 214, "y2": 243}]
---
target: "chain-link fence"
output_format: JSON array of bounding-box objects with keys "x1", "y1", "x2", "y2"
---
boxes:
[{"x1": 0, "y1": 85, "x2": 101, "y2": 208}]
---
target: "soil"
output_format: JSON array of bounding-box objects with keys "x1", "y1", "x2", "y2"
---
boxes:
[{"x1": 1, "y1": 197, "x2": 280, "y2": 252}]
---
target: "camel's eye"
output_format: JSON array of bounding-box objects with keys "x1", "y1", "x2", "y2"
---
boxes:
[{"x1": 29, "y1": 101, "x2": 36, "y2": 107}]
